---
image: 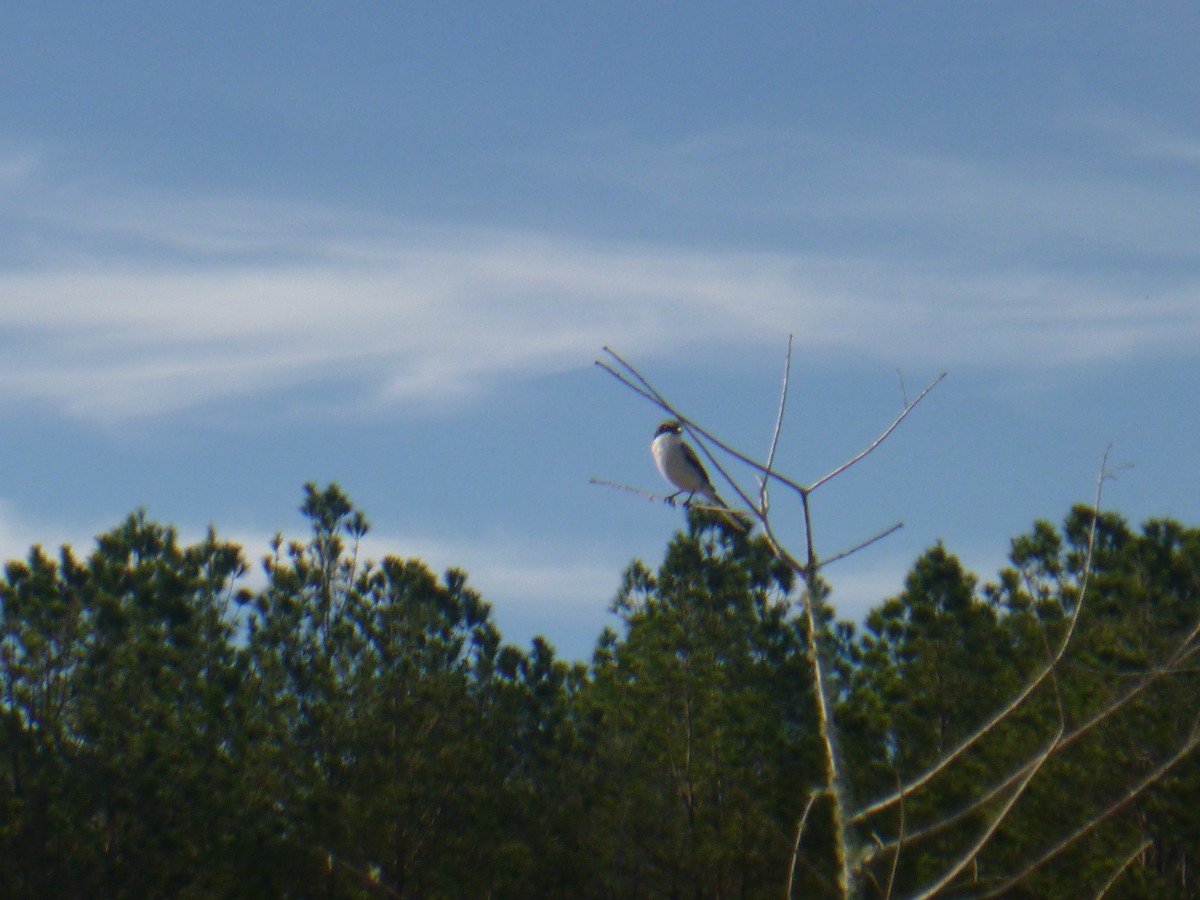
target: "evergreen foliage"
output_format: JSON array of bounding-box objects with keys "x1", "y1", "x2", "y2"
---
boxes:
[{"x1": 0, "y1": 487, "x2": 1195, "y2": 897}]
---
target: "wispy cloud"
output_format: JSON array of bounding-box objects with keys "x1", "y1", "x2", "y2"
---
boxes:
[
  {"x1": 2, "y1": 148, "x2": 1198, "y2": 424},
  {"x1": 0, "y1": 151, "x2": 39, "y2": 190},
  {"x1": 344, "y1": 526, "x2": 622, "y2": 616},
  {"x1": 1083, "y1": 111, "x2": 1200, "y2": 170},
  {"x1": 0, "y1": 499, "x2": 103, "y2": 567},
  {"x1": 545, "y1": 122, "x2": 1200, "y2": 260}
]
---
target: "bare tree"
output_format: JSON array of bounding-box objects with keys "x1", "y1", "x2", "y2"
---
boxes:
[{"x1": 595, "y1": 342, "x2": 1198, "y2": 899}]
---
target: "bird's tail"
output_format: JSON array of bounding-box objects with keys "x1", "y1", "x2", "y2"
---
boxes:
[{"x1": 705, "y1": 490, "x2": 752, "y2": 533}]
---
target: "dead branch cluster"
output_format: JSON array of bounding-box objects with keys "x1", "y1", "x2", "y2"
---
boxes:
[{"x1": 595, "y1": 342, "x2": 1198, "y2": 899}]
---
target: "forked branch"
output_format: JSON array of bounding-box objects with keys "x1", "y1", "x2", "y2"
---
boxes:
[
  {"x1": 596, "y1": 342, "x2": 945, "y2": 900},
  {"x1": 596, "y1": 344, "x2": 940, "y2": 570},
  {"x1": 595, "y1": 344, "x2": 1196, "y2": 899}
]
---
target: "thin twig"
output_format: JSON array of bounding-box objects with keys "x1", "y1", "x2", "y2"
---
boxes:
[
  {"x1": 883, "y1": 771, "x2": 905, "y2": 900},
  {"x1": 1093, "y1": 838, "x2": 1153, "y2": 899},
  {"x1": 760, "y1": 335, "x2": 815, "y2": 562},
  {"x1": 588, "y1": 478, "x2": 753, "y2": 518},
  {"x1": 762, "y1": 335, "x2": 794, "y2": 512},
  {"x1": 598, "y1": 347, "x2": 672, "y2": 407},
  {"x1": 809, "y1": 372, "x2": 946, "y2": 493},
  {"x1": 909, "y1": 723, "x2": 1064, "y2": 900},
  {"x1": 819, "y1": 522, "x2": 905, "y2": 570},
  {"x1": 597, "y1": 350, "x2": 767, "y2": 523},
  {"x1": 588, "y1": 478, "x2": 665, "y2": 501},
  {"x1": 786, "y1": 790, "x2": 821, "y2": 900},
  {"x1": 597, "y1": 350, "x2": 810, "y2": 496}
]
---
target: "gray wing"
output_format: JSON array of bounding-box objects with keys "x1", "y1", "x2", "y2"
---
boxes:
[
  {"x1": 681, "y1": 441, "x2": 714, "y2": 489},
  {"x1": 681, "y1": 440, "x2": 734, "y2": 512}
]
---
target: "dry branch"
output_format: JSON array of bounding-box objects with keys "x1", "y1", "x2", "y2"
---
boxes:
[
  {"x1": 981, "y1": 726, "x2": 1200, "y2": 898},
  {"x1": 596, "y1": 344, "x2": 1197, "y2": 899},
  {"x1": 596, "y1": 343, "x2": 948, "y2": 900},
  {"x1": 853, "y1": 448, "x2": 1114, "y2": 827}
]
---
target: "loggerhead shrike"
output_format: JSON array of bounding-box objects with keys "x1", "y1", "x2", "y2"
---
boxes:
[{"x1": 651, "y1": 420, "x2": 747, "y2": 530}]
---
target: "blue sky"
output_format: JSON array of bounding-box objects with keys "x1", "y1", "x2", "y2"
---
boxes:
[{"x1": 2, "y1": 4, "x2": 1198, "y2": 659}]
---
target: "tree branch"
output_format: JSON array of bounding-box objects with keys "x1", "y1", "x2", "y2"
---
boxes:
[
  {"x1": 909, "y1": 723, "x2": 1064, "y2": 900},
  {"x1": 808, "y1": 372, "x2": 946, "y2": 494},
  {"x1": 981, "y1": 725, "x2": 1200, "y2": 898},
  {"x1": 1093, "y1": 838, "x2": 1153, "y2": 899},
  {"x1": 786, "y1": 789, "x2": 821, "y2": 900},
  {"x1": 818, "y1": 522, "x2": 905, "y2": 570},
  {"x1": 854, "y1": 447, "x2": 1112, "y2": 825}
]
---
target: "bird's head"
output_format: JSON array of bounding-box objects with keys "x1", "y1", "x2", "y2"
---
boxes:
[{"x1": 655, "y1": 420, "x2": 683, "y2": 437}]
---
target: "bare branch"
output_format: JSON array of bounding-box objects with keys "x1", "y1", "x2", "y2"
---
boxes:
[
  {"x1": 762, "y1": 334, "x2": 794, "y2": 510},
  {"x1": 852, "y1": 622, "x2": 1061, "y2": 825},
  {"x1": 759, "y1": 335, "x2": 818, "y2": 563},
  {"x1": 588, "y1": 478, "x2": 755, "y2": 520},
  {"x1": 594, "y1": 358, "x2": 671, "y2": 413},
  {"x1": 598, "y1": 348, "x2": 811, "y2": 496},
  {"x1": 597, "y1": 348, "x2": 770, "y2": 522},
  {"x1": 800, "y1": 489, "x2": 817, "y2": 572},
  {"x1": 895, "y1": 368, "x2": 909, "y2": 408},
  {"x1": 981, "y1": 725, "x2": 1200, "y2": 898},
  {"x1": 809, "y1": 372, "x2": 946, "y2": 494},
  {"x1": 883, "y1": 772, "x2": 905, "y2": 900},
  {"x1": 799, "y1": 582, "x2": 853, "y2": 898},
  {"x1": 597, "y1": 347, "x2": 673, "y2": 408},
  {"x1": 1093, "y1": 838, "x2": 1153, "y2": 899},
  {"x1": 786, "y1": 789, "x2": 821, "y2": 900},
  {"x1": 867, "y1": 617, "x2": 1200, "y2": 856},
  {"x1": 908, "y1": 724, "x2": 1064, "y2": 900},
  {"x1": 588, "y1": 478, "x2": 668, "y2": 502},
  {"x1": 819, "y1": 522, "x2": 905, "y2": 570},
  {"x1": 854, "y1": 446, "x2": 1111, "y2": 825},
  {"x1": 598, "y1": 350, "x2": 942, "y2": 572}
]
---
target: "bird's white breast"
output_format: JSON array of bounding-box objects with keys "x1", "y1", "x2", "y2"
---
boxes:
[{"x1": 652, "y1": 431, "x2": 707, "y2": 493}]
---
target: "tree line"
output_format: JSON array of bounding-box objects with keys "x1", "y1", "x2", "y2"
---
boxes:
[{"x1": 1, "y1": 483, "x2": 1196, "y2": 898}]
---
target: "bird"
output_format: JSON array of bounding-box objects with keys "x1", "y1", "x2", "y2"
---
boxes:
[{"x1": 651, "y1": 420, "x2": 747, "y2": 530}]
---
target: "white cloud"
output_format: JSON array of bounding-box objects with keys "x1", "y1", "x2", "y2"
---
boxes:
[
  {"x1": 348, "y1": 527, "x2": 620, "y2": 614},
  {"x1": 548, "y1": 123, "x2": 1200, "y2": 259},
  {"x1": 0, "y1": 500, "x2": 103, "y2": 567},
  {"x1": 221, "y1": 524, "x2": 623, "y2": 660},
  {"x1": 0, "y1": 151, "x2": 39, "y2": 190},
  {"x1": 0, "y1": 499, "x2": 622, "y2": 659},
  {"x1": 2, "y1": 153, "x2": 1198, "y2": 424},
  {"x1": 1083, "y1": 111, "x2": 1200, "y2": 170}
]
